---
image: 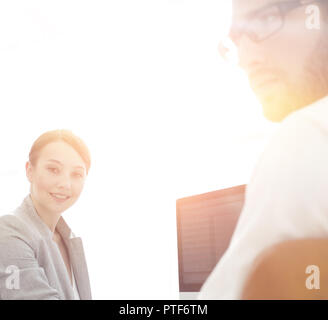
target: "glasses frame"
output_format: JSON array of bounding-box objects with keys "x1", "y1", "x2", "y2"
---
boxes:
[{"x1": 229, "y1": 0, "x2": 322, "y2": 45}]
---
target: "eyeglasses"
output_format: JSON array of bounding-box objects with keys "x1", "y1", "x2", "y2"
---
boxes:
[{"x1": 219, "y1": 0, "x2": 322, "y2": 62}]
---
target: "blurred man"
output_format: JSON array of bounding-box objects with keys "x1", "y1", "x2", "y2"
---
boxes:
[{"x1": 199, "y1": 0, "x2": 328, "y2": 299}]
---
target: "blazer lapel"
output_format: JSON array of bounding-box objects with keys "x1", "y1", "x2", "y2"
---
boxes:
[
  {"x1": 56, "y1": 216, "x2": 92, "y2": 300},
  {"x1": 67, "y1": 237, "x2": 92, "y2": 300}
]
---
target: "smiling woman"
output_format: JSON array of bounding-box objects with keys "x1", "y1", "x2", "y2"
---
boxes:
[
  {"x1": 26, "y1": 130, "x2": 90, "y2": 228},
  {"x1": 0, "y1": 129, "x2": 92, "y2": 300}
]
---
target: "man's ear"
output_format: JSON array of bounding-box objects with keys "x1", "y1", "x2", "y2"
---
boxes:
[{"x1": 25, "y1": 161, "x2": 33, "y2": 183}]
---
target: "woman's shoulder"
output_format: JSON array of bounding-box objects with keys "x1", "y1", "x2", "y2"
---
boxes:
[
  {"x1": 0, "y1": 213, "x2": 26, "y2": 233},
  {"x1": 0, "y1": 214, "x2": 39, "y2": 248}
]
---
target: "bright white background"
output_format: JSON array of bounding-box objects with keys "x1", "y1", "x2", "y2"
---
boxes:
[{"x1": 0, "y1": 0, "x2": 278, "y2": 299}]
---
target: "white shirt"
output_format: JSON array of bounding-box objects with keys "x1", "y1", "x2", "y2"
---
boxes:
[{"x1": 198, "y1": 95, "x2": 328, "y2": 299}]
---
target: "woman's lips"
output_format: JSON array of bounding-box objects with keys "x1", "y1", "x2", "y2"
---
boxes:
[{"x1": 49, "y1": 193, "x2": 70, "y2": 203}]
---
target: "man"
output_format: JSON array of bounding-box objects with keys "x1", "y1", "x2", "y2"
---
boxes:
[{"x1": 198, "y1": 0, "x2": 328, "y2": 299}]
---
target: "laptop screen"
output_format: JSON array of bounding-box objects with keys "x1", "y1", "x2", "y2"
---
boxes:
[{"x1": 176, "y1": 184, "x2": 246, "y2": 292}]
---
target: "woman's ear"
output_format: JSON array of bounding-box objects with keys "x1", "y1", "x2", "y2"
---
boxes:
[{"x1": 25, "y1": 161, "x2": 33, "y2": 183}]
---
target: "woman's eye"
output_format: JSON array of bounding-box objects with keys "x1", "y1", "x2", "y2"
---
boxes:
[
  {"x1": 73, "y1": 172, "x2": 83, "y2": 178},
  {"x1": 48, "y1": 167, "x2": 59, "y2": 174}
]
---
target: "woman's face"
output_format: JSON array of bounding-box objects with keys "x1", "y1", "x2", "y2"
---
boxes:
[{"x1": 26, "y1": 140, "x2": 87, "y2": 215}]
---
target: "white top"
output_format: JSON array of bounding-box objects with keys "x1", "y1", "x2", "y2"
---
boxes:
[
  {"x1": 72, "y1": 265, "x2": 80, "y2": 300},
  {"x1": 198, "y1": 95, "x2": 328, "y2": 299}
]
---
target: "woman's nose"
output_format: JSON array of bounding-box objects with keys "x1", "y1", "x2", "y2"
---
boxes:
[{"x1": 56, "y1": 174, "x2": 72, "y2": 191}]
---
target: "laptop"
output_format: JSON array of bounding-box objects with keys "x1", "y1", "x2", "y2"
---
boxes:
[{"x1": 176, "y1": 184, "x2": 246, "y2": 299}]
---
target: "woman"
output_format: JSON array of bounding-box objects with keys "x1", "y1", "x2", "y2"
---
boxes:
[{"x1": 0, "y1": 129, "x2": 92, "y2": 300}]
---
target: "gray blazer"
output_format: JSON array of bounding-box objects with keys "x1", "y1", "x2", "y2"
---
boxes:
[{"x1": 0, "y1": 194, "x2": 92, "y2": 300}]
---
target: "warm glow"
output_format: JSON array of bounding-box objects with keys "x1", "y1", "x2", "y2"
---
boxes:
[{"x1": 0, "y1": 0, "x2": 277, "y2": 299}]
